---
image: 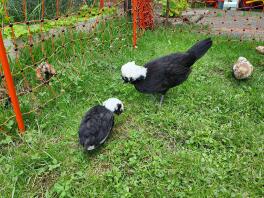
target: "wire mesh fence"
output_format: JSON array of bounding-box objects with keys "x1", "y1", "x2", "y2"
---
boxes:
[{"x1": 0, "y1": 0, "x2": 133, "y2": 133}]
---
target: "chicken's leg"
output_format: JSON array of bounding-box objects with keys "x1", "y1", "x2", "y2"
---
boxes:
[{"x1": 159, "y1": 95, "x2": 165, "y2": 107}]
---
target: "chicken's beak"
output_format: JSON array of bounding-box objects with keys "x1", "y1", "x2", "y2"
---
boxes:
[
  {"x1": 116, "y1": 111, "x2": 122, "y2": 115},
  {"x1": 121, "y1": 76, "x2": 128, "y2": 83}
]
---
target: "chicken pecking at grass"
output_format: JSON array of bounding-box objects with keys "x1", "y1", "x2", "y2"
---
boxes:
[
  {"x1": 121, "y1": 38, "x2": 213, "y2": 106},
  {"x1": 78, "y1": 98, "x2": 124, "y2": 151}
]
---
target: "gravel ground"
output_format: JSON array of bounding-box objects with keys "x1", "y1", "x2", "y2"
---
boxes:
[
  {"x1": 198, "y1": 8, "x2": 264, "y2": 40},
  {"x1": 154, "y1": 5, "x2": 264, "y2": 41}
]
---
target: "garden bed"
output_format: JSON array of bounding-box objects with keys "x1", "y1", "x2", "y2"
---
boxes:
[{"x1": 3, "y1": 7, "x2": 116, "y2": 60}]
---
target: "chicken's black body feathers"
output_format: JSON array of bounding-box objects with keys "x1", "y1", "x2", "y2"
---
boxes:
[
  {"x1": 79, "y1": 105, "x2": 114, "y2": 150},
  {"x1": 132, "y1": 38, "x2": 212, "y2": 94}
]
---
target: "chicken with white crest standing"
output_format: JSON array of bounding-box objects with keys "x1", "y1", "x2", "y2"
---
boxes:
[
  {"x1": 78, "y1": 98, "x2": 124, "y2": 151},
  {"x1": 121, "y1": 38, "x2": 213, "y2": 106}
]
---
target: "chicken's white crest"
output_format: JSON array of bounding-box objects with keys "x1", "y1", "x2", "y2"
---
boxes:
[
  {"x1": 121, "y1": 61, "x2": 147, "y2": 82},
  {"x1": 103, "y1": 98, "x2": 124, "y2": 113}
]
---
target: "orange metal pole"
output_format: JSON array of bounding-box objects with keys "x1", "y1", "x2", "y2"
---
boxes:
[
  {"x1": 0, "y1": 30, "x2": 25, "y2": 133},
  {"x1": 100, "y1": 0, "x2": 104, "y2": 8},
  {"x1": 132, "y1": 0, "x2": 137, "y2": 48}
]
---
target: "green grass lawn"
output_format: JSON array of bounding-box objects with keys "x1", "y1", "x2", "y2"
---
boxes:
[{"x1": 0, "y1": 25, "x2": 263, "y2": 197}]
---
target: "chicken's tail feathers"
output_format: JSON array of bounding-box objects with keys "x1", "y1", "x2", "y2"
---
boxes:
[
  {"x1": 187, "y1": 38, "x2": 212, "y2": 60},
  {"x1": 79, "y1": 132, "x2": 96, "y2": 151}
]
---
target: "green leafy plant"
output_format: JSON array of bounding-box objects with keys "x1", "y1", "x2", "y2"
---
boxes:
[
  {"x1": 5, "y1": 0, "x2": 84, "y2": 22},
  {"x1": 161, "y1": 0, "x2": 189, "y2": 17},
  {"x1": 0, "y1": 0, "x2": 11, "y2": 24},
  {"x1": 2, "y1": 7, "x2": 116, "y2": 39}
]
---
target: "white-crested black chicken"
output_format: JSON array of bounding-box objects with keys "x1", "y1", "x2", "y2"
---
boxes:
[
  {"x1": 121, "y1": 38, "x2": 213, "y2": 105},
  {"x1": 78, "y1": 98, "x2": 124, "y2": 151}
]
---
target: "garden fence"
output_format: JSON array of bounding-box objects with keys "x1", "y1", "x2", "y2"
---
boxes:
[{"x1": 0, "y1": 0, "x2": 138, "y2": 133}]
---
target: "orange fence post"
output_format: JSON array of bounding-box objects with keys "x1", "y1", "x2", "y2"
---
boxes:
[
  {"x1": 100, "y1": 0, "x2": 104, "y2": 8},
  {"x1": 0, "y1": 30, "x2": 25, "y2": 133},
  {"x1": 56, "y1": 0, "x2": 60, "y2": 18},
  {"x1": 132, "y1": 0, "x2": 137, "y2": 48}
]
